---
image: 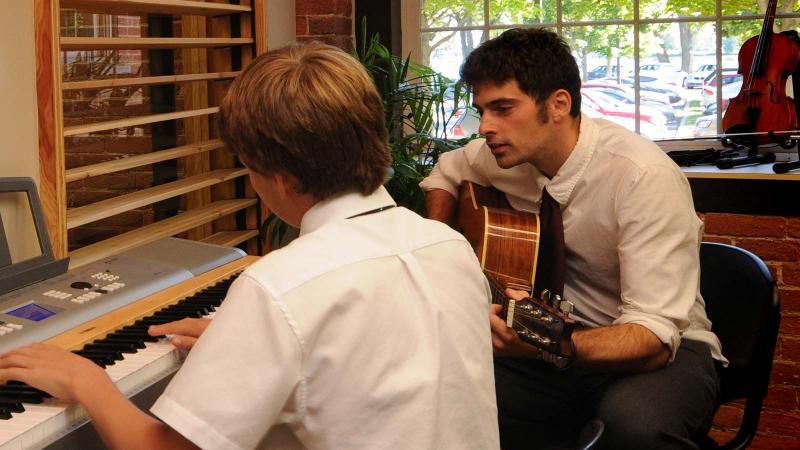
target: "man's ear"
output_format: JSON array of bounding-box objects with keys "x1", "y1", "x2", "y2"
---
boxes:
[{"x1": 549, "y1": 89, "x2": 573, "y2": 122}]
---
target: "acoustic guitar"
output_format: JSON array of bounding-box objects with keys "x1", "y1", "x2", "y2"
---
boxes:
[{"x1": 456, "y1": 181, "x2": 576, "y2": 359}]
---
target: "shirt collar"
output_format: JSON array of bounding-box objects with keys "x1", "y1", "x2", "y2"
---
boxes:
[
  {"x1": 543, "y1": 113, "x2": 599, "y2": 205},
  {"x1": 299, "y1": 185, "x2": 397, "y2": 236}
]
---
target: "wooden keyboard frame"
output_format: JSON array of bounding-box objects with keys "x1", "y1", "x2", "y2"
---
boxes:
[{"x1": 45, "y1": 256, "x2": 259, "y2": 350}]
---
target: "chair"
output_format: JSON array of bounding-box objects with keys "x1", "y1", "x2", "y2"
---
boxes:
[
  {"x1": 698, "y1": 242, "x2": 781, "y2": 450},
  {"x1": 574, "y1": 419, "x2": 604, "y2": 450}
]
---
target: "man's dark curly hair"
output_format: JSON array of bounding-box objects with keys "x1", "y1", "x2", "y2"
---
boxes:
[{"x1": 460, "y1": 28, "x2": 581, "y2": 117}]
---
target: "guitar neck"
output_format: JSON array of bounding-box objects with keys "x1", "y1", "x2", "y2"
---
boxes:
[{"x1": 486, "y1": 274, "x2": 510, "y2": 311}]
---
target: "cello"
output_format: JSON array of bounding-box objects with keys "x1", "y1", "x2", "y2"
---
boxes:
[{"x1": 722, "y1": 0, "x2": 800, "y2": 147}]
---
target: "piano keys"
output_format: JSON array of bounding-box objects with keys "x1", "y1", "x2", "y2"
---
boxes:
[{"x1": 0, "y1": 255, "x2": 258, "y2": 450}]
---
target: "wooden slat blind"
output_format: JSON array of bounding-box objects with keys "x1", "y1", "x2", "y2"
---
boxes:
[{"x1": 35, "y1": 0, "x2": 265, "y2": 266}]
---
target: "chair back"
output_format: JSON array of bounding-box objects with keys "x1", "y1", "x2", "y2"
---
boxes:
[{"x1": 699, "y1": 242, "x2": 780, "y2": 449}]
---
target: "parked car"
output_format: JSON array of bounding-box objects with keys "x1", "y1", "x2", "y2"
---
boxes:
[
  {"x1": 582, "y1": 80, "x2": 673, "y2": 107},
  {"x1": 631, "y1": 63, "x2": 687, "y2": 88},
  {"x1": 692, "y1": 102, "x2": 730, "y2": 137},
  {"x1": 584, "y1": 86, "x2": 678, "y2": 129},
  {"x1": 587, "y1": 65, "x2": 624, "y2": 80},
  {"x1": 685, "y1": 64, "x2": 716, "y2": 89},
  {"x1": 581, "y1": 89, "x2": 668, "y2": 139},
  {"x1": 443, "y1": 107, "x2": 480, "y2": 139},
  {"x1": 621, "y1": 76, "x2": 686, "y2": 109},
  {"x1": 702, "y1": 69, "x2": 743, "y2": 107}
]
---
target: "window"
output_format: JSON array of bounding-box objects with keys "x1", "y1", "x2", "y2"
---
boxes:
[
  {"x1": 401, "y1": 0, "x2": 800, "y2": 139},
  {"x1": 35, "y1": 0, "x2": 266, "y2": 266}
]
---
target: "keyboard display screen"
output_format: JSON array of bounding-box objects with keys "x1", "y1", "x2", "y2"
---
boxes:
[{"x1": 6, "y1": 303, "x2": 56, "y2": 321}]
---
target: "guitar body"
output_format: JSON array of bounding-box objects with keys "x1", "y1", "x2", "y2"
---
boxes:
[
  {"x1": 456, "y1": 181, "x2": 576, "y2": 359},
  {"x1": 456, "y1": 181, "x2": 540, "y2": 292}
]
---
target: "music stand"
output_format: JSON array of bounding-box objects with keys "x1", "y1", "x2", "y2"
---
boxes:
[
  {"x1": 715, "y1": 136, "x2": 776, "y2": 169},
  {"x1": 0, "y1": 177, "x2": 69, "y2": 296}
]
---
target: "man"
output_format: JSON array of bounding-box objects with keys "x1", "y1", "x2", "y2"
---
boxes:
[
  {"x1": 0, "y1": 43, "x2": 500, "y2": 450},
  {"x1": 421, "y1": 28, "x2": 723, "y2": 449}
]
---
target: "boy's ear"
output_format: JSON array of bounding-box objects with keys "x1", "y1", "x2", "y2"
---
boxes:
[{"x1": 273, "y1": 172, "x2": 302, "y2": 199}]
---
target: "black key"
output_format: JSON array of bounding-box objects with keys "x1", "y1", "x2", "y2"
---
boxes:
[
  {"x1": 109, "y1": 330, "x2": 159, "y2": 342},
  {"x1": 83, "y1": 342, "x2": 138, "y2": 353},
  {"x1": 75, "y1": 349, "x2": 123, "y2": 361},
  {"x1": 0, "y1": 407, "x2": 11, "y2": 420},
  {"x1": 74, "y1": 351, "x2": 115, "y2": 366},
  {"x1": 95, "y1": 338, "x2": 146, "y2": 349},
  {"x1": 0, "y1": 389, "x2": 45, "y2": 404},
  {"x1": 0, "y1": 397, "x2": 24, "y2": 413}
]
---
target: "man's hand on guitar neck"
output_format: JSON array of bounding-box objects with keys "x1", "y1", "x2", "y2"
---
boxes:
[{"x1": 489, "y1": 288, "x2": 543, "y2": 359}]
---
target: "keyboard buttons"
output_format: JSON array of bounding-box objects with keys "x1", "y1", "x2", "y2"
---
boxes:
[
  {"x1": 102, "y1": 282, "x2": 125, "y2": 292},
  {"x1": 0, "y1": 323, "x2": 22, "y2": 335},
  {"x1": 71, "y1": 292, "x2": 102, "y2": 304},
  {"x1": 91, "y1": 273, "x2": 120, "y2": 282},
  {"x1": 43, "y1": 290, "x2": 72, "y2": 300}
]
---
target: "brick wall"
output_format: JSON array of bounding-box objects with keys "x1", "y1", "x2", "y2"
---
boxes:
[
  {"x1": 295, "y1": 0, "x2": 353, "y2": 49},
  {"x1": 703, "y1": 213, "x2": 800, "y2": 449},
  {"x1": 61, "y1": 12, "x2": 156, "y2": 250}
]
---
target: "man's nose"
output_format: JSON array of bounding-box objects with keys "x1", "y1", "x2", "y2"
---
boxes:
[{"x1": 478, "y1": 115, "x2": 494, "y2": 136}]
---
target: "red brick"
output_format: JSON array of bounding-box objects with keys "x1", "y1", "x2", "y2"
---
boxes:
[
  {"x1": 299, "y1": 34, "x2": 353, "y2": 50},
  {"x1": 65, "y1": 136, "x2": 106, "y2": 153},
  {"x1": 737, "y1": 238, "x2": 800, "y2": 262},
  {"x1": 77, "y1": 154, "x2": 118, "y2": 166},
  {"x1": 781, "y1": 316, "x2": 800, "y2": 336},
  {"x1": 767, "y1": 263, "x2": 780, "y2": 283},
  {"x1": 704, "y1": 214, "x2": 785, "y2": 238},
  {"x1": 296, "y1": 16, "x2": 308, "y2": 35},
  {"x1": 308, "y1": 16, "x2": 352, "y2": 36},
  {"x1": 771, "y1": 361, "x2": 800, "y2": 386},
  {"x1": 784, "y1": 263, "x2": 800, "y2": 287},
  {"x1": 712, "y1": 404, "x2": 743, "y2": 429},
  {"x1": 763, "y1": 384, "x2": 799, "y2": 410},
  {"x1": 334, "y1": 0, "x2": 353, "y2": 16},
  {"x1": 748, "y1": 433, "x2": 800, "y2": 449},
  {"x1": 67, "y1": 190, "x2": 116, "y2": 208},
  {"x1": 93, "y1": 210, "x2": 145, "y2": 228},
  {"x1": 700, "y1": 234, "x2": 734, "y2": 245},
  {"x1": 296, "y1": 0, "x2": 336, "y2": 16},
  {"x1": 760, "y1": 410, "x2": 800, "y2": 437},
  {"x1": 79, "y1": 173, "x2": 134, "y2": 190},
  {"x1": 67, "y1": 227, "x2": 121, "y2": 249},
  {"x1": 133, "y1": 172, "x2": 154, "y2": 189},
  {"x1": 781, "y1": 289, "x2": 800, "y2": 313},
  {"x1": 789, "y1": 218, "x2": 800, "y2": 239}
]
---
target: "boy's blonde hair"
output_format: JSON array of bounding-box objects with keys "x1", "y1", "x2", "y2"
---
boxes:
[{"x1": 219, "y1": 42, "x2": 391, "y2": 199}]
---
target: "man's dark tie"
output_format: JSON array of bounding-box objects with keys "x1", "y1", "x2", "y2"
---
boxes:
[{"x1": 533, "y1": 188, "x2": 566, "y2": 299}]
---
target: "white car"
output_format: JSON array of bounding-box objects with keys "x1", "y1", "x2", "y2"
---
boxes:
[
  {"x1": 631, "y1": 63, "x2": 687, "y2": 88},
  {"x1": 686, "y1": 64, "x2": 716, "y2": 89}
]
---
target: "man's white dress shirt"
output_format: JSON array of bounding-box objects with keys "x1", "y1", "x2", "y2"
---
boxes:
[{"x1": 421, "y1": 115, "x2": 723, "y2": 362}]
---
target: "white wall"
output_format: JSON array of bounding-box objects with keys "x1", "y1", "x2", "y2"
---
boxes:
[
  {"x1": 267, "y1": 0, "x2": 296, "y2": 49},
  {"x1": 0, "y1": 2, "x2": 39, "y2": 183}
]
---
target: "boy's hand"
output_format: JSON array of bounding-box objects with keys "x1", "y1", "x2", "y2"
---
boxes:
[
  {"x1": 0, "y1": 343, "x2": 111, "y2": 402},
  {"x1": 148, "y1": 318, "x2": 211, "y2": 351}
]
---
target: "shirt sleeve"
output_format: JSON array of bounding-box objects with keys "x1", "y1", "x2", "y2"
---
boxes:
[
  {"x1": 150, "y1": 274, "x2": 303, "y2": 450},
  {"x1": 419, "y1": 140, "x2": 494, "y2": 196},
  {"x1": 613, "y1": 164, "x2": 703, "y2": 360}
]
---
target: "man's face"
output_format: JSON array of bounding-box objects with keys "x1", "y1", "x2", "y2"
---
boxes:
[{"x1": 473, "y1": 79, "x2": 551, "y2": 169}]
